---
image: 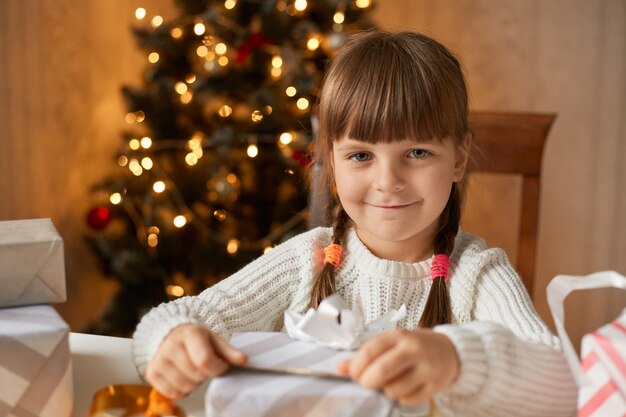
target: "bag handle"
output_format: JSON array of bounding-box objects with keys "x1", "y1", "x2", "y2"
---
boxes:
[{"x1": 546, "y1": 270, "x2": 626, "y2": 386}]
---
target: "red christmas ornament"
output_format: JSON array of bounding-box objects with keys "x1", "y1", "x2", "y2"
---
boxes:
[
  {"x1": 291, "y1": 150, "x2": 312, "y2": 168},
  {"x1": 235, "y1": 33, "x2": 274, "y2": 63},
  {"x1": 87, "y1": 206, "x2": 111, "y2": 230}
]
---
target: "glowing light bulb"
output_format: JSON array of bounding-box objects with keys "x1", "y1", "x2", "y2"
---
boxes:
[
  {"x1": 271, "y1": 67, "x2": 282, "y2": 78},
  {"x1": 215, "y1": 43, "x2": 227, "y2": 54},
  {"x1": 175, "y1": 82, "x2": 188, "y2": 95},
  {"x1": 185, "y1": 153, "x2": 198, "y2": 166},
  {"x1": 333, "y1": 11, "x2": 345, "y2": 24},
  {"x1": 151, "y1": 15, "x2": 163, "y2": 27},
  {"x1": 135, "y1": 8, "x2": 146, "y2": 20},
  {"x1": 218, "y1": 56, "x2": 229, "y2": 66},
  {"x1": 129, "y1": 139, "x2": 140, "y2": 150},
  {"x1": 286, "y1": 86, "x2": 297, "y2": 97},
  {"x1": 294, "y1": 0, "x2": 307, "y2": 11},
  {"x1": 186, "y1": 74, "x2": 197, "y2": 84},
  {"x1": 147, "y1": 233, "x2": 158, "y2": 247},
  {"x1": 153, "y1": 181, "x2": 166, "y2": 193},
  {"x1": 110, "y1": 193, "x2": 122, "y2": 204},
  {"x1": 355, "y1": 0, "x2": 370, "y2": 7},
  {"x1": 307, "y1": 37, "x2": 320, "y2": 51},
  {"x1": 194, "y1": 23, "x2": 206, "y2": 36},
  {"x1": 271, "y1": 55, "x2": 283, "y2": 68},
  {"x1": 166, "y1": 285, "x2": 184, "y2": 297},
  {"x1": 180, "y1": 91, "x2": 193, "y2": 103},
  {"x1": 296, "y1": 97, "x2": 310, "y2": 110},
  {"x1": 264, "y1": 246, "x2": 274, "y2": 254},
  {"x1": 171, "y1": 27, "x2": 183, "y2": 39},
  {"x1": 247, "y1": 144, "x2": 259, "y2": 158},
  {"x1": 140, "y1": 137, "x2": 152, "y2": 149},
  {"x1": 173, "y1": 215, "x2": 187, "y2": 228},
  {"x1": 141, "y1": 157, "x2": 153, "y2": 170},
  {"x1": 214, "y1": 209, "x2": 227, "y2": 221},
  {"x1": 251, "y1": 110, "x2": 263, "y2": 123},
  {"x1": 279, "y1": 132, "x2": 293, "y2": 145},
  {"x1": 125, "y1": 113, "x2": 137, "y2": 124},
  {"x1": 226, "y1": 239, "x2": 239, "y2": 254},
  {"x1": 118, "y1": 155, "x2": 128, "y2": 166},
  {"x1": 224, "y1": 0, "x2": 237, "y2": 9},
  {"x1": 148, "y1": 52, "x2": 159, "y2": 63},
  {"x1": 218, "y1": 105, "x2": 233, "y2": 117},
  {"x1": 148, "y1": 226, "x2": 160, "y2": 234}
]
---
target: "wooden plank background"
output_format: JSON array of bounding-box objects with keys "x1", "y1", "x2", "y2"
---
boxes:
[{"x1": 1, "y1": 0, "x2": 625, "y2": 350}]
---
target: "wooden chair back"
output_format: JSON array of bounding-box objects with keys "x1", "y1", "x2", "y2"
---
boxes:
[{"x1": 466, "y1": 112, "x2": 555, "y2": 296}]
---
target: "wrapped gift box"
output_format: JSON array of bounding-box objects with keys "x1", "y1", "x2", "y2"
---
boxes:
[
  {"x1": 205, "y1": 332, "x2": 394, "y2": 417},
  {"x1": 0, "y1": 218, "x2": 66, "y2": 308},
  {"x1": 0, "y1": 304, "x2": 72, "y2": 417}
]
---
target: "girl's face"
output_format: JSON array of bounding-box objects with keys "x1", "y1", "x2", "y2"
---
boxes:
[{"x1": 332, "y1": 136, "x2": 469, "y2": 263}]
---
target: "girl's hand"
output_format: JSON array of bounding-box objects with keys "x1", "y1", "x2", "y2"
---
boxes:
[
  {"x1": 145, "y1": 324, "x2": 248, "y2": 400},
  {"x1": 337, "y1": 329, "x2": 459, "y2": 406}
]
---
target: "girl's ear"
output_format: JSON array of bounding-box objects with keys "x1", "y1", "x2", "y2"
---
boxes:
[{"x1": 453, "y1": 131, "x2": 472, "y2": 182}]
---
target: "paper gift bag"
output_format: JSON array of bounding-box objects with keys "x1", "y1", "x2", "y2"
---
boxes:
[
  {"x1": 205, "y1": 332, "x2": 395, "y2": 417},
  {"x1": 547, "y1": 271, "x2": 626, "y2": 417},
  {"x1": 0, "y1": 304, "x2": 72, "y2": 417},
  {"x1": 0, "y1": 218, "x2": 66, "y2": 308}
]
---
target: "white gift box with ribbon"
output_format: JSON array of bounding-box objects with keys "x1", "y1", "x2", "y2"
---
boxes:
[
  {"x1": 205, "y1": 295, "x2": 408, "y2": 417},
  {"x1": 0, "y1": 304, "x2": 72, "y2": 417},
  {"x1": 0, "y1": 218, "x2": 66, "y2": 308}
]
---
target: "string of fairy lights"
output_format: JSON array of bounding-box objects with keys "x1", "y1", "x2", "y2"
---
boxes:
[{"x1": 104, "y1": 0, "x2": 372, "y2": 292}]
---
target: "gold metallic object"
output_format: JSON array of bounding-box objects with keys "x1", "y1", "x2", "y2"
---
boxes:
[{"x1": 88, "y1": 384, "x2": 185, "y2": 417}]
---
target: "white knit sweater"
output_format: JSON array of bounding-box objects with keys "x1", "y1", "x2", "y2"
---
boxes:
[{"x1": 133, "y1": 227, "x2": 577, "y2": 417}]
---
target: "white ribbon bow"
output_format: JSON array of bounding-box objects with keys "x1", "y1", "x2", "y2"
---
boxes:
[{"x1": 284, "y1": 294, "x2": 406, "y2": 350}]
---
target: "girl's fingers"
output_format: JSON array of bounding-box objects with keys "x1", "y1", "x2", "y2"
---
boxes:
[
  {"x1": 359, "y1": 347, "x2": 413, "y2": 390},
  {"x1": 398, "y1": 383, "x2": 432, "y2": 406},
  {"x1": 183, "y1": 329, "x2": 229, "y2": 376},
  {"x1": 382, "y1": 368, "x2": 421, "y2": 401},
  {"x1": 210, "y1": 333, "x2": 248, "y2": 366},
  {"x1": 348, "y1": 332, "x2": 398, "y2": 381},
  {"x1": 148, "y1": 370, "x2": 188, "y2": 401},
  {"x1": 168, "y1": 342, "x2": 209, "y2": 383}
]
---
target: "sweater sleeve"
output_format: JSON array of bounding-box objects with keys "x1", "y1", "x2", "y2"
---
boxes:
[
  {"x1": 433, "y1": 249, "x2": 578, "y2": 417},
  {"x1": 132, "y1": 228, "x2": 323, "y2": 378}
]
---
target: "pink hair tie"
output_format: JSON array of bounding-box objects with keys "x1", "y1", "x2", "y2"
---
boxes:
[
  {"x1": 323, "y1": 244, "x2": 342, "y2": 268},
  {"x1": 431, "y1": 254, "x2": 451, "y2": 281}
]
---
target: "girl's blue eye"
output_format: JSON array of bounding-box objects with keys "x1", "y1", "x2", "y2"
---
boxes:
[
  {"x1": 409, "y1": 149, "x2": 431, "y2": 158},
  {"x1": 349, "y1": 152, "x2": 371, "y2": 162}
]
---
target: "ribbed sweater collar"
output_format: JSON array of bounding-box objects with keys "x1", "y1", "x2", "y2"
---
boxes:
[{"x1": 344, "y1": 228, "x2": 433, "y2": 280}]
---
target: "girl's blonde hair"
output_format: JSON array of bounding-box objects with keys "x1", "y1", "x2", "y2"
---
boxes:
[{"x1": 310, "y1": 30, "x2": 469, "y2": 328}]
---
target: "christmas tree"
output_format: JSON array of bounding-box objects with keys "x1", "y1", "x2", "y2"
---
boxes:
[{"x1": 86, "y1": 0, "x2": 376, "y2": 336}]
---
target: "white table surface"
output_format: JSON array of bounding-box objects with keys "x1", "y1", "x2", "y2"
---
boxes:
[{"x1": 70, "y1": 332, "x2": 208, "y2": 417}]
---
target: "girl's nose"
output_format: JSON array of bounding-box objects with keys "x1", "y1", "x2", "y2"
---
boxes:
[{"x1": 374, "y1": 161, "x2": 405, "y2": 192}]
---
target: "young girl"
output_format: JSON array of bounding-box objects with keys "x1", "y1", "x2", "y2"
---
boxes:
[{"x1": 133, "y1": 30, "x2": 577, "y2": 416}]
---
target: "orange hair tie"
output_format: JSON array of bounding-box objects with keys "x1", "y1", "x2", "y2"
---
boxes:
[{"x1": 323, "y1": 243, "x2": 342, "y2": 268}]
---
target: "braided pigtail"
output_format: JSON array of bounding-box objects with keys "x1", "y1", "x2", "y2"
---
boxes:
[
  {"x1": 419, "y1": 183, "x2": 461, "y2": 328},
  {"x1": 309, "y1": 204, "x2": 350, "y2": 308}
]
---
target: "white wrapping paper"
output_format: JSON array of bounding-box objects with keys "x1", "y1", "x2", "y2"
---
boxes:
[
  {"x1": 0, "y1": 218, "x2": 66, "y2": 307},
  {"x1": 205, "y1": 332, "x2": 394, "y2": 417},
  {"x1": 0, "y1": 304, "x2": 72, "y2": 417}
]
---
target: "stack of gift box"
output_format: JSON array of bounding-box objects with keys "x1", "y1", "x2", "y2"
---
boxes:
[{"x1": 0, "y1": 218, "x2": 72, "y2": 417}]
